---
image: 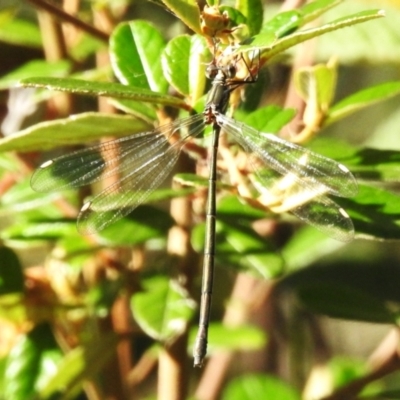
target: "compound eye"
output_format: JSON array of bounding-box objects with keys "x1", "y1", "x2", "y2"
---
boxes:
[{"x1": 206, "y1": 64, "x2": 218, "y2": 79}]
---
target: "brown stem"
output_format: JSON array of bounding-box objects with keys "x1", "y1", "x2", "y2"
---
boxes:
[
  {"x1": 26, "y1": 0, "x2": 109, "y2": 43},
  {"x1": 157, "y1": 152, "x2": 198, "y2": 400},
  {"x1": 36, "y1": 5, "x2": 73, "y2": 117}
]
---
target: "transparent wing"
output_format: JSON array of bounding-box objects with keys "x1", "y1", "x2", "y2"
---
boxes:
[
  {"x1": 31, "y1": 114, "x2": 204, "y2": 192},
  {"x1": 216, "y1": 113, "x2": 358, "y2": 198},
  {"x1": 289, "y1": 195, "x2": 354, "y2": 242},
  {"x1": 31, "y1": 114, "x2": 205, "y2": 234},
  {"x1": 253, "y1": 169, "x2": 354, "y2": 241},
  {"x1": 216, "y1": 113, "x2": 356, "y2": 241}
]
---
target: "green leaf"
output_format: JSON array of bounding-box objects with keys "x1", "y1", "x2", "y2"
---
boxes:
[
  {"x1": 259, "y1": 10, "x2": 302, "y2": 38},
  {"x1": 301, "y1": 0, "x2": 343, "y2": 24},
  {"x1": 327, "y1": 81, "x2": 400, "y2": 125},
  {"x1": 1, "y1": 220, "x2": 78, "y2": 241},
  {"x1": 0, "y1": 60, "x2": 71, "y2": 90},
  {"x1": 236, "y1": 0, "x2": 263, "y2": 36},
  {"x1": 38, "y1": 333, "x2": 119, "y2": 399},
  {"x1": 109, "y1": 21, "x2": 170, "y2": 121},
  {"x1": 295, "y1": 61, "x2": 337, "y2": 114},
  {"x1": 0, "y1": 294, "x2": 27, "y2": 325},
  {"x1": 280, "y1": 258, "x2": 400, "y2": 323},
  {"x1": 315, "y1": 2, "x2": 399, "y2": 64},
  {"x1": 131, "y1": 275, "x2": 196, "y2": 341},
  {"x1": 162, "y1": 34, "x2": 210, "y2": 101},
  {"x1": 110, "y1": 21, "x2": 168, "y2": 93},
  {"x1": 95, "y1": 205, "x2": 175, "y2": 246},
  {"x1": 0, "y1": 177, "x2": 61, "y2": 212},
  {"x1": 239, "y1": 9, "x2": 385, "y2": 60},
  {"x1": 282, "y1": 227, "x2": 350, "y2": 272},
  {"x1": 308, "y1": 138, "x2": 400, "y2": 183},
  {"x1": 222, "y1": 374, "x2": 301, "y2": 400},
  {"x1": 4, "y1": 324, "x2": 63, "y2": 400},
  {"x1": 19, "y1": 77, "x2": 188, "y2": 109},
  {"x1": 297, "y1": 283, "x2": 397, "y2": 323},
  {"x1": 129, "y1": 21, "x2": 168, "y2": 93},
  {"x1": 0, "y1": 356, "x2": 6, "y2": 394},
  {"x1": 190, "y1": 323, "x2": 266, "y2": 353},
  {"x1": 0, "y1": 13, "x2": 42, "y2": 48},
  {"x1": 109, "y1": 98, "x2": 157, "y2": 123},
  {"x1": 160, "y1": 0, "x2": 201, "y2": 34},
  {"x1": 215, "y1": 220, "x2": 284, "y2": 279},
  {"x1": 174, "y1": 173, "x2": 209, "y2": 188},
  {"x1": 259, "y1": 0, "x2": 344, "y2": 41},
  {"x1": 216, "y1": 196, "x2": 267, "y2": 221},
  {"x1": 110, "y1": 23, "x2": 145, "y2": 88},
  {"x1": 0, "y1": 247, "x2": 24, "y2": 294},
  {"x1": 69, "y1": 33, "x2": 105, "y2": 62},
  {"x1": 337, "y1": 185, "x2": 400, "y2": 240},
  {"x1": 0, "y1": 112, "x2": 152, "y2": 153},
  {"x1": 327, "y1": 357, "x2": 368, "y2": 389},
  {"x1": 241, "y1": 105, "x2": 296, "y2": 133},
  {"x1": 54, "y1": 235, "x2": 94, "y2": 258}
]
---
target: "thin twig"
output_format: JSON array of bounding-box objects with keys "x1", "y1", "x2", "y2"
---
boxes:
[{"x1": 26, "y1": 0, "x2": 109, "y2": 43}]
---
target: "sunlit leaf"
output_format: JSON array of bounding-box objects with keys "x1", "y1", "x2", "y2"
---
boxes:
[
  {"x1": 241, "y1": 105, "x2": 296, "y2": 133},
  {"x1": 236, "y1": 0, "x2": 263, "y2": 36},
  {"x1": 282, "y1": 227, "x2": 351, "y2": 272},
  {"x1": 259, "y1": 10, "x2": 302, "y2": 38},
  {"x1": 0, "y1": 112, "x2": 152, "y2": 152},
  {"x1": 301, "y1": 0, "x2": 343, "y2": 24},
  {"x1": 109, "y1": 98, "x2": 157, "y2": 124},
  {"x1": 1, "y1": 220, "x2": 78, "y2": 241},
  {"x1": 131, "y1": 275, "x2": 196, "y2": 341},
  {"x1": 4, "y1": 324, "x2": 63, "y2": 400},
  {"x1": 95, "y1": 205, "x2": 175, "y2": 246},
  {"x1": 309, "y1": 137, "x2": 400, "y2": 183},
  {"x1": 19, "y1": 77, "x2": 188, "y2": 109},
  {"x1": 160, "y1": 0, "x2": 201, "y2": 34},
  {"x1": 295, "y1": 61, "x2": 337, "y2": 115},
  {"x1": 337, "y1": 185, "x2": 400, "y2": 240},
  {"x1": 0, "y1": 60, "x2": 71, "y2": 90},
  {"x1": 162, "y1": 34, "x2": 210, "y2": 100},
  {"x1": 222, "y1": 374, "x2": 301, "y2": 400},
  {"x1": 239, "y1": 9, "x2": 385, "y2": 61},
  {"x1": 38, "y1": 333, "x2": 119, "y2": 399},
  {"x1": 190, "y1": 323, "x2": 267, "y2": 352},
  {"x1": 315, "y1": 2, "x2": 400, "y2": 64},
  {"x1": 0, "y1": 13, "x2": 41, "y2": 47},
  {"x1": 327, "y1": 81, "x2": 400, "y2": 125},
  {"x1": 110, "y1": 21, "x2": 168, "y2": 93}
]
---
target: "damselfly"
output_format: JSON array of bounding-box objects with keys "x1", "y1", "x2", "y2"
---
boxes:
[{"x1": 31, "y1": 49, "x2": 357, "y2": 367}]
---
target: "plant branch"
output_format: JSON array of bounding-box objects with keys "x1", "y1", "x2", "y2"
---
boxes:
[{"x1": 26, "y1": 0, "x2": 109, "y2": 43}]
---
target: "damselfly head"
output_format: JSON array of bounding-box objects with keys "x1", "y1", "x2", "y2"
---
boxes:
[{"x1": 205, "y1": 63, "x2": 219, "y2": 80}]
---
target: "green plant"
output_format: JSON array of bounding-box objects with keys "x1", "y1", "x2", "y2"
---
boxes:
[{"x1": 0, "y1": 0, "x2": 400, "y2": 399}]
